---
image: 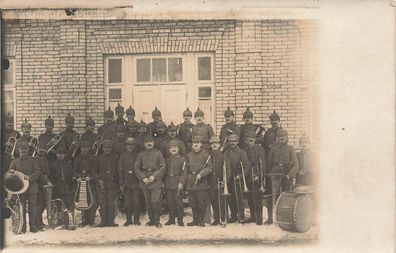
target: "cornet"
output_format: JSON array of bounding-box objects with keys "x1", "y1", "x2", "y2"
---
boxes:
[
  {"x1": 5, "y1": 134, "x2": 18, "y2": 159},
  {"x1": 92, "y1": 133, "x2": 104, "y2": 156},
  {"x1": 47, "y1": 134, "x2": 63, "y2": 153},
  {"x1": 29, "y1": 137, "x2": 38, "y2": 157},
  {"x1": 258, "y1": 159, "x2": 265, "y2": 193},
  {"x1": 70, "y1": 135, "x2": 81, "y2": 158},
  {"x1": 240, "y1": 161, "x2": 250, "y2": 193}
]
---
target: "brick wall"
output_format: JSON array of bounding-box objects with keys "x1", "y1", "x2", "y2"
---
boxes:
[{"x1": 2, "y1": 18, "x2": 318, "y2": 146}]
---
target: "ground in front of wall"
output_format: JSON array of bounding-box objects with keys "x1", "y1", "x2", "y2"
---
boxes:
[{"x1": 5, "y1": 208, "x2": 318, "y2": 247}]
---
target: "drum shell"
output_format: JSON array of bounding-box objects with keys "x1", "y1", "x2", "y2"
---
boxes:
[{"x1": 275, "y1": 191, "x2": 313, "y2": 233}]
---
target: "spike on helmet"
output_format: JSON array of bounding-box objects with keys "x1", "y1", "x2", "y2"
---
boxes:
[
  {"x1": 104, "y1": 106, "x2": 114, "y2": 118},
  {"x1": 65, "y1": 113, "x2": 75, "y2": 124},
  {"x1": 139, "y1": 120, "x2": 147, "y2": 128},
  {"x1": 115, "y1": 102, "x2": 124, "y2": 114},
  {"x1": 269, "y1": 110, "x2": 280, "y2": 121},
  {"x1": 21, "y1": 118, "x2": 32, "y2": 129},
  {"x1": 45, "y1": 114, "x2": 54, "y2": 126},
  {"x1": 86, "y1": 116, "x2": 95, "y2": 126},
  {"x1": 126, "y1": 105, "x2": 135, "y2": 116},
  {"x1": 183, "y1": 107, "x2": 192, "y2": 117},
  {"x1": 243, "y1": 107, "x2": 253, "y2": 119},
  {"x1": 168, "y1": 121, "x2": 178, "y2": 131},
  {"x1": 194, "y1": 107, "x2": 204, "y2": 118},
  {"x1": 224, "y1": 106, "x2": 234, "y2": 117},
  {"x1": 152, "y1": 106, "x2": 161, "y2": 117}
]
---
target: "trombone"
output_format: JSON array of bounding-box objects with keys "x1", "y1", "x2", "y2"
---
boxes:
[
  {"x1": 240, "y1": 161, "x2": 249, "y2": 193},
  {"x1": 70, "y1": 135, "x2": 81, "y2": 158},
  {"x1": 47, "y1": 134, "x2": 63, "y2": 153},
  {"x1": 258, "y1": 159, "x2": 265, "y2": 193},
  {"x1": 29, "y1": 137, "x2": 38, "y2": 157},
  {"x1": 5, "y1": 134, "x2": 18, "y2": 159},
  {"x1": 218, "y1": 161, "x2": 230, "y2": 227},
  {"x1": 92, "y1": 133, "x2": 104, "y2": 156}
]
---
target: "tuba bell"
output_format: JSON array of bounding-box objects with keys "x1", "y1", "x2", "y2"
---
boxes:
[{"x1": 4, "y1": 171, "x2": 29, "y2": 195}]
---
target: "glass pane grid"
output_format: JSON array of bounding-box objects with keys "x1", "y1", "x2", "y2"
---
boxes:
[
  {"x1": 198, "y1": 56, "x2": 211, "y2": 81},
  {"x1": 108, "y1": 59, "x2": 122, "y2": 83}
]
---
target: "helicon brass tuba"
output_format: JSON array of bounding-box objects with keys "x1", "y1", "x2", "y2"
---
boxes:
[{"x1": 5, "y1": 134, "x2": 18, "y2": 160}]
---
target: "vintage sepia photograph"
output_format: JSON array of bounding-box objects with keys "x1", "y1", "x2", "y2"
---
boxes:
[{"x1": 1, "y1": 0, "x2": 393, "y2": 251}]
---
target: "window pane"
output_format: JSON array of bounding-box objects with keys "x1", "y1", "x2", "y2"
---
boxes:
[
  {"x1": 3, "y1": 102, "x2": 14, "y2": 117},
  {"x1": 137, "y1": 59, "x2": 151, "y2": 82},
  {"x1": 109, "y1": 88, "x2": 122, "y2": 100},
  {"x1": 198, "y1": 87, "x2": 211, "y2": 98},
  {"x1": 168, "y1": 58, "x2": 183, "y2": 82},
  {"x1": 108, "y1": 59, "x2": 122, "y2": 83},
  {"x1": 152, "y1": 58, "x2": 166, "y2": 82},
  {"x1": 198, "y1": 57, "x2": 211, "y2": 81},
  {"x1": 2, "y1": 61, "x2": 14, "y2": 85}
]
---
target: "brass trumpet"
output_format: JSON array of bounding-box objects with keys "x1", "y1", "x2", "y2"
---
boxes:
[
  {"x1": 92, "y1": 133, "x2": 104, "y2": 156},
  {"x1": 70, "y1": 135, "x2": 81, "y2": 158},
  {"x1": 221, "y1": 162, "x2": 230, "y2": 196},
  {"x1": 47, "y1": 134, "x2": 63, "y2": 152},
  {"x1": 5, "y1": 134, "x2": 18, "y2": 159},
  {"x1": 29, "y1": 137, "x2": 38, "y2": 157},
  {"x1": 240, "y1": 161, "x2": 249, "y2": 193}
]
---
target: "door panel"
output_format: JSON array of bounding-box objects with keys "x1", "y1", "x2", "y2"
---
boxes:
[
  {"x1": 133, "y1": 86, "x2": 161, "y2": 122},
  {"x1": 161, "y1": 85, "x2": 186, "y2": 124}
]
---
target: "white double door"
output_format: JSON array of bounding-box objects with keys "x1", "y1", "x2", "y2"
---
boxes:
[{"x1": 132, "y1": 84, "x2": 187, "y2": 125}]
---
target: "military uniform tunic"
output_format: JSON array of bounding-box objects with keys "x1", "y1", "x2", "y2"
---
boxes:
[
  {"x1": 178, "y1": 122, "x2": 194, "y2": 152},
  {"x1": 191, "y1": 123, "x2": 214, "y2": 150},
  {"x1": 219, "y1": 122, "x2": 241, "y2": 144},
  {"x1": 239, "y1": 124, "x2": 265, "y2": 149}
]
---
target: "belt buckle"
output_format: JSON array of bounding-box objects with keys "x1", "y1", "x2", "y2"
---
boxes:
[
  {"x1": 279, "y1": 162, "x2": 283, "y2": 166},
  {"x1": 106, "y1": 170, "x2": 111, "y2": 174},
  {"x1": 170, "y1": 173, "x2": 174, "y2": 177},
  {"x1": 128, "y1": 170, "x2": 133, "y2": 174}
]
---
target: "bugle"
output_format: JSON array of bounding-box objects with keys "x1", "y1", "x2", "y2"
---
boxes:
[
  {"x1": 92, "y1": 133, "x2": 104, "y2": 156},
  {"x1": 29, "y1": 137, "x2": 38, "y2": 157},
  {"x1": 5, "y1": 134, "x2": 18, "y2": 159},
  {"x1": 220, "y1": 129, "x2": 234, "y2": 152},
  {"x1": 259, "y1": 159, "x2": 265, "y2": 193},
  {"x1": 47, "y1": 134, "x2": 63, "y2": 153},
  {"x1": 240, "y1": 161, "x2": 249, "y2": 193},
  {"x1": 193, "y1": 155, "x2": 211, "y2": 189},
  {"x1": 70, "y1": 135, "x2": 81, "y2": 158}
]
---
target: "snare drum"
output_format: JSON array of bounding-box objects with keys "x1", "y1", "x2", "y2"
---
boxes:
[{"x1": 275, "y1": 191, "x2": 313, "y2": 233}]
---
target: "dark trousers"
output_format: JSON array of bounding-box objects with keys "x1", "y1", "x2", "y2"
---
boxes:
[
  {"x1": 270, "y1": 175, "x2": 292, "y2": 207},
  {"x1": 98, "y1": 187, "x2": 118, "y2": 225},
  {"x1": 20, "y1": 192, "x2": 37, "y2": 232},
  {"x1": 209, "y1": 187, "x2": 227, "y2": 223},
  {"x1": 188, "y1": 189, "x2": 209, "y2": 223},
  {"x1": 82, "y1": 188, "x2": 98, "y2": 226},
  {"x1": 228, "y1": 178, "x2": 245, "y2": 221},
  {"x1": 142, "y1": 187, "x2": 162, "y2": 224},
  {"x1": 36, "y1": 188, "x2": 46, "y2": 226},
  {"x1": 246, "y1": 180, "x2": 263, "y2": 222},
  {"x1": 124, "y1": 187, "x2": 141, "y2": 221},
  {"x1": 165, "y1": 188, "x2": 184, "y2": 220}
]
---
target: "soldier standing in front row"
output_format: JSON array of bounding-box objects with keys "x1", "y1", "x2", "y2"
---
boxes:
[
  {"x1": 239, "y1": 107, "x2": 265, "y2": 150},
  {"x1": 224, "y1": 134, "x2": 250, "y2": 223},
  {"x1": 266, "y1": 129, "x2": 299, "y2": 224},
  {"x1": 178, "y1": 107, "x2": 194, "y2": 152},
  {"x1": 73, "y1": 140, "x2": 98, "y2": 227},
  {"x1": 134, "y1": 136, "x2": 166, "y2": 228},
  {"x1": 208, "y1": 136, "x2": 231, "y2": 226},
  {"x1": 219, "y1": 106, "x2": 240, "y2": 151},
  {"x1": 242, "y1": 131, "x2": 266, "y2": 225},
  {"x1": 96, "y1": 139, "x2": 119, "y2": 227},
  {"x1": 8, "y1": 141, "x2": 40, "y2": 233},
  {"x1": 191, "y1": 108, "x2": 214, "y2": 151},
  {"x1": 262, "y1": 110, "x2": 281, "y2": 224},
  {"x1": 118, "y1": 137, "x2": 141, "y2": 226},
  {"x1": 164, "y1": 140, "x2": 186, "y2": 226},
  {"x1": 179, "y1": 135, "x2": 213, "y2": 227}
]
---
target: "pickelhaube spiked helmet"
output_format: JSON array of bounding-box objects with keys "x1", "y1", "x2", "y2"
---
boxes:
[
  {"x1": 224, "y1": 106, "x2": 234, "y2": 117},
  {"x1": 243, "y1": 107, "x2": 253, "y2": 119},
  {"x1": 104, "y1": 106, "x2": 114, "y2": 118},
  {"x1": 45, "y1": 115, "x2": 54, "y2": 126},
  {"x1": 126, "y1": 105, "x2": 135, "y2": 116},
  {"x1": 65, "y1": 113, "x2": 75, "y2": 124},
  {"x1": 194, "y1": 107, "x2": 204, "y2": 117},
  {"x1": 152, "y1": 106, "x2": 161, "y2": 117},
  {"x1": 269, "y1": 110, "x2": 280, "y2": 121},
  {"x1": 183, "y1": 107, "x2": 192, "y2": 117},
  {"x1": 115, "y1": 102, "x2": 124, "y2": 114},
  {"x1": 21, "y1": 118, "x2": 31, "y2": 129}
]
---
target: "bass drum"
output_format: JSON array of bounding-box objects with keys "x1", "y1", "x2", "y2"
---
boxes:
[
  {"x1": 8, "y1": 196, "x2": 24, "y2": 235},
  {"x1": 275, "y1": 191, "x2": 313, "y2": 233}
]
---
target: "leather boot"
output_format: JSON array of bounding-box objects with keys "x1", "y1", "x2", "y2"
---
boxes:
[
  {"x1": 264, "y1": 204, "x2": 273, "y2": 225},
  {"x1": 187, "y1": 208, "x2": 198, "y2": 226},
  {"x1": 154, "y1": 208, "x2": 162, "y2": 228},
  {"x1": 97, "y1": 209, "x2": 107, "y2": 227},
  {"x1": 198, "y1": 207, "x2": 205, "y2": 227},
  {"x1": 123, "y1": 212, "x2": 133, "y2": 226},
  {"x1": 146, "y1": 208, "x2": 154, "y2": 226},
  {"x1": 133, "y1": 215, "x2": 141, "y2": 225},
  {"x1": 165, "y1": 208, "x2": 175, "y2": 225}
]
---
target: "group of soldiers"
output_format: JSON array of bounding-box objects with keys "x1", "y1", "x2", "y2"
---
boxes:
[{"x1": 2, "y1": 103, "x2": 304, "y2": 232}]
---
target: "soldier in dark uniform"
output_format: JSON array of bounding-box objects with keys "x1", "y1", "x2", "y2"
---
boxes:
[
  {"x1": 115, "y1": 103, "x2": 127, "y2": 126},
  {"x1": 239, "y1": 107, "x2": 265, "y2": 150},
  {"x1": 148, "y1": 107, "x2": 167, "y2": 137},
  {"x1": 81, "y1": 117, "x2": 97, "y2": 149},
  {"x1": 98, "y1": 107, "x2": 117, "y2": 141},
  {"x1": 267, "y1": 128, "x2": 299, "y2": 224},
  {"x1": 136, "y1": 120, "x2": 148, "y2": 153},
  {"x1": 134, "y1": 135, "x2": 166, "y2": 228},
  {"x1": 242, "y1": 131, "x2": 266, "y2": 225},
  {"x1": 191, "y1": 108, "x2": 214, "y2": 151},
  {"x1": 161, "y1": 122, "x2": 187, "y2": 159},
  {"x1": 164, "y1": 140, "x2": 186, "y2": 226},
  {"x1": 50, "y1": 144, "x2": 75, "y2": 217},
  {"x1": 127, "y1": 120, "x2": 140, "y2": 138},
  {"x1": 15, "y1": 119, "x2": 35, "y2": 157},
  {"x1": 113, "y1": 124, "x2": 127, "y2": 159},
  {"x1": 220, "y1": 107, "x2": 241, "y2": 151},
  {"x1": 38, "y1": 115, "x2": 57, "y2": 163},
  {"x1": 178, "y1": 107, "x2": 194, "y2": 152},
  {"x1": 118, "y1": 137, "x2": 141, "y2": 226},
  {"x1": 224, "y1": 134, "x2": 251, "y2": 223},
  {"x1": 208, "y1": 136, "x2": 231, "y2": 226},
  {"x1": 179, "y1": 135, "x2": 213, "y2": 227},
  {"x1": 262, "y1": 110, "x2": 281, "y2": 224},
  {"x1": 8, "y1": 141, "x2": 41, "y2": 233},
  {"x1": 35, "y1": 141, "x2": 53, "y2": 230},
  {"x1": 73, "y1": 140, "x2": 98, "y2": 226},
  {"x1": 2, "y1": 112, "x2": 20, "y2": 173},
  {"x1": 59, "y1": 113, "x2": 79, "y2": 159},
  {"x1": 95, "y1": 139, "x2": 119, "y2": 227},
  {"x1": 153, "y1": 121, "x2": 168, "y2": 150}
]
